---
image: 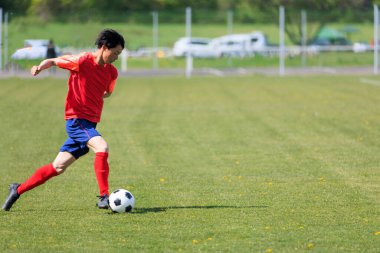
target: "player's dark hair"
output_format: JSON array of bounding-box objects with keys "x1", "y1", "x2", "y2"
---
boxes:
[{"x1": 95, "y1": 29, "x2": 125, "y2": 49}]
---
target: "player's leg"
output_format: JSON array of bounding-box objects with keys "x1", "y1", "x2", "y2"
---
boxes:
[
  {"x1": 2, "y1": 152, "x2": 76, "y2": 211},
  {"x1": 87, "y1": 135, "x2": 109, "y2": 153},
  {"x1": 87, "y1": 136, "x2": 110, "y2": 209},
  {"x1": 18, "y1": 152, "x2": 76, "y2": 194},
  {"x1": 64, "y1": 118, "x2": 109, "y2": 209},
  {"x1": 52, "y1": 151, "x2": 77, "y2": 174}
]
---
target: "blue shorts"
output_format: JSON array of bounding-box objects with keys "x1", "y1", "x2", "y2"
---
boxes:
[{"x1": 60, "y1": 118, "x2": 101, "y2": 159}]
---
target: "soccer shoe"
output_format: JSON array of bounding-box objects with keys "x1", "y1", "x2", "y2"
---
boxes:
[
  {"x1": 2, "y1": 183, "x2": 21, "y2": 211},
  {"x1": 96, "y1": 194, "x2": 109, "y2": 209}
]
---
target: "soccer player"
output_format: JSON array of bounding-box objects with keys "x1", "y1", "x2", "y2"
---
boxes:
[{"x1": 2, "y1": 29, "x2": 125, "y2": 211}]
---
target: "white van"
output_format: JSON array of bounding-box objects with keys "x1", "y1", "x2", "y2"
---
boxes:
[
  {"x1": 11, "y1": 39, "x2": 61, "y2": 60},
  {"x1": 210, "y1": 32, "x2": 268, "y2": 57},
  {"x1": 173, "y1": 37, "x2": 219, "y2": 58}
]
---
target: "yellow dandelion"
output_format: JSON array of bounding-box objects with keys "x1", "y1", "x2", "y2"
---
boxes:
[
  {"x1": 307, "y1": 242, "x2": 315, "y2": 249},
  {"x1": 266, "y1": 248, "x2": 273, "y2": 253},
  {"x1": 207, "y1": 237, "x2": 213, "y2": 241},
  {"x1": 374, "y1": 231, "x2": 380, "y2": 236},
  {"x1": 159, "y1": 178, "x2": 165, "y2": 183},
  {"x1": 192, "y1": 239, "x2": 199, "y2": 244}
]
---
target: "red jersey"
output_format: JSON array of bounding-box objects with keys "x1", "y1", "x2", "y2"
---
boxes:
[{"x1": 55, "y1": 52, "x2": 118, "y2": 123}]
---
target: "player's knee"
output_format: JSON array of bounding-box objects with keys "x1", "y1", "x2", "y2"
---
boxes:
[
  {"x1": 97, "y1": 145, "x2": 109, "y2": 153},
  {"x1": 52, "y1": 162, "x2": 68, "y2": 174},
  {"x1": 88, "y1": 137, "x2": 109, "y2": 153},
  {"x1": 52, "y1": 152, "x2": 76, "y2": 174},
  {"x1": 95, "y1": 141, "x2": 109, "y2": 153}
]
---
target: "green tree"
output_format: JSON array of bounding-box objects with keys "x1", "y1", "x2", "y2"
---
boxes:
[
  {"x1": 3, "y1": 0, "x2": 378, "y2": 26},
  {"x1": 248, "y1": 0, "x2": 371, "y2": 44},
  {"x1": 0, "y1": 0, "x2": 31, "y2": 15}
]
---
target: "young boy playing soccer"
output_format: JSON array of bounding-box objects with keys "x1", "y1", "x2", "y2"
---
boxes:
[{"x1": 2, "y1": 29, "x2": 125, "y2": 211}]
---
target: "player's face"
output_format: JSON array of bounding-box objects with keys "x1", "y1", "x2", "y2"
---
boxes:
[{"x1": 103, "y1": 45, "x2": 123, "y2": 64}]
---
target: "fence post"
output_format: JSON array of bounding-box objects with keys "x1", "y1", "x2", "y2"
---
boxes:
[
  {"x1": 152, "y1": 11, "x2": 158, "y2": 70},
  {"x1": 374, "y1": 4, "x2": 379, "y2": 75},
  {"x1": 121, "y1": 49, "x2": 127, "y2": 73},
  {"x1": 4, "y1": 12, "x2": 8, "y2": 71},
  {"x1": 301, "y1": 10, "x2": 307, "y2": 67},
  {"x1": 279, "y1": 6, "x2": 285, "y2": 76},
  {"x1": 185, "y1": 7, "x2": 192, "y2": 78},
  {"x1": 0, "y1": 8, "x2": 3, "y2": 72},
  {"x1": 227, "y1": 10, "x2": 233, "y2": 35}
]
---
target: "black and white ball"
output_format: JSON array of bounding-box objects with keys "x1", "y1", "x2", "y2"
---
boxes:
[{"x1": 109, "y1": 189, "x2": 135, "y2": 213}]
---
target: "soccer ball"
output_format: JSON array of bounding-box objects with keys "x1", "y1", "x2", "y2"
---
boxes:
[{"x1": 109, "y1": 189, "x2": 135, "y2": 213}]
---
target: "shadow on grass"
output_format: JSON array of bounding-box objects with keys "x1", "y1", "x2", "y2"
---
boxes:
[
  {"x1": 4, "y1": 205, "x2": 267, "y2": 214},
  {"x1": 131, "y1": 205, "x2": 268, "y2": 214}
]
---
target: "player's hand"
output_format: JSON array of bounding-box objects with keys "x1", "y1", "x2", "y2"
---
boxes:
[
  {"x1": 103, "y1": 91, "x2": 112, "y2": 98},
  {"x1": 31, "y1": 66, "x2": 41, "y2": 76}
]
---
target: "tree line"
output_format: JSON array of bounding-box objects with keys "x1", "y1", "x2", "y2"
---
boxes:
[
  {"x1": 2, "y1": 0, "x2": 379, "y2": 44},
  {"x1": 1, "y1": 0, "x2": 379, "y2": 23}
]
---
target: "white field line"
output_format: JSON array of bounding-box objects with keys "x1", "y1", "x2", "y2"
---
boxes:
[{"x1": 359, "y1": 78, "x2": 380, "y2": 87}]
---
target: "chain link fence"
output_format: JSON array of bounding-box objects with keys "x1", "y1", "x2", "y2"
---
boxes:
[{"x1": 0, "y1": 6, "x2": 378, "y2": 76}]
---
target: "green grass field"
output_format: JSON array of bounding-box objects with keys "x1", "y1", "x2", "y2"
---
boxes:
[{"x1": 0, "y1": 75, "x2": 379, "y2": 252}]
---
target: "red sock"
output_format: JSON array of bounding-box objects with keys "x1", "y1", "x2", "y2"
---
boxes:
[
  {"x1": 94, "y1": 152, "x2": 109, "y2": 196},
  {"x1": 17, "y1": 163, "x2": 58, "y2": 195}
]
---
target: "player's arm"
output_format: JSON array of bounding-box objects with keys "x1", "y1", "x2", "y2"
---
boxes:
[
  {"x1": 103, "y1": 74, "x2": 117, "y2": 99},
  {"x1": 30, "y1": 58, "x2": 58, "y2": 76},
  {"x1": 31, "y1": 54, "x2": 81, "y2": 76}
]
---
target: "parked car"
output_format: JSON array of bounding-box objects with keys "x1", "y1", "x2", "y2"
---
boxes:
[
  {"x1": 209, "y1": 32, "x2": 268, "y2": 57},
  {"x1": 353, "y1": 42, "x2": 370, "y2": 53},
  {"x1": 129, "y1": 47, "x2": 172, "y2": 58},
  {"x1": 173, "y1": 37, "x2": 219, "y2": 58},
  {"x1": 11, "y1": 39, "x2": 61, "y2": 60}
]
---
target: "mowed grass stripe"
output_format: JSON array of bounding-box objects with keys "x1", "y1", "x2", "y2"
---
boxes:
[{"x1": 0, "y1": 75, "x2": 379, "y2": 252}]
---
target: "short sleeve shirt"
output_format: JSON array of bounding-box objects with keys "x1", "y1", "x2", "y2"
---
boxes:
[{"x1": 55, "y1": 52, "x2": 118, "y2": 123}]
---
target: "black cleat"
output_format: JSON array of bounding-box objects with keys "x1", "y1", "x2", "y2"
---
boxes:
[
  {"x1": 2, "y1": 183, "x2": 21, "y2": 211},
  {"x1": 96, "y1": 194, "x2": 109, "y2": 209}
]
